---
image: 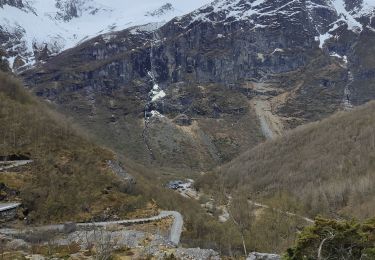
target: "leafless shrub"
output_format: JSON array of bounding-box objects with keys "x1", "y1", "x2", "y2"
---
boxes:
[
  {"x1": 84, "y1": 225, "x2": 119, "y2": 260},
  {"x1": 17, "y1": 229, "x2": 58, "y2": 244}
]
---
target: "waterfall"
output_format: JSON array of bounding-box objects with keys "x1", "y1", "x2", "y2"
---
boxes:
[
  {"x1": 142, "y1": 30, "x2": 165, "y2": 161},
  {"x1": 342, "y1": 69, "x2": 354, "y2": 111}
]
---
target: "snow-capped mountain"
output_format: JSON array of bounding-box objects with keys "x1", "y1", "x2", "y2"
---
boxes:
[
  {"x1": 181, "y1": 0, "x2": 375, "y2": 46},
  {"x1": 180, "y1": 0, "x2": 374, "y2": 25},
  {"x1": 0, "y1": 0, "x2": 212, "y2": 70},
  {"x1": 1, "y1": 0, "x2": 374, "y2": 71},
  {"x1": 19, "y1": 0, "x2": 375, "y2": 171}
]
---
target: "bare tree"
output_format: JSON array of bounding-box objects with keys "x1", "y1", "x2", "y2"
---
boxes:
[
  {"x1": 228, "y1": 192, "x2": 255, "y2": 257},
  {"x1": 0, "y1": 237, "x2": 6, "y2": 260},
  {"x1": 317, "y1": 231, "x2": 335, "y2": 260},
  {"x1": 84, "y1": 225, "x2": 119, "y2": 260}
]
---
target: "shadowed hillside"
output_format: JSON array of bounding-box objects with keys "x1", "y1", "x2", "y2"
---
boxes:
[{"x1": 0, "y1": 72, "x2": 152, "y2": 223}]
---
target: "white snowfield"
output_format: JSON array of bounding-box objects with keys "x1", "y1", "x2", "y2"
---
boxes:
[{"x1": 0, "y1": 0, "x2": 212, "y2": 67}]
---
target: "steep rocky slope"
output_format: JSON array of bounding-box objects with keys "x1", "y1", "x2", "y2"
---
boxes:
[
  {"x1": 0, "y1": 71, "x2": 149, "y2": 223},
  {"x1": 21, "y1": 0, "x2": 375, "y2": 172},
  {"x1": 22, "y1": 27, "x2": 264, "y2": 170}
]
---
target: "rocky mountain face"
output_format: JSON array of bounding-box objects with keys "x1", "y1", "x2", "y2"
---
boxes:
[
  {"x1": 21, "y1": 0, "x2": 375, "y2": 171},
  {"x1": 0, "y1": 0, "x2": 27, "y2": 9},
  {"x1": 54, "y1": 0, "x2": 89, "y2": 21}
]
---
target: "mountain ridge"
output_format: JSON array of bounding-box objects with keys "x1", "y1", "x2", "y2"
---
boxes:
[
  {"x1": 19, "y1": 0, "x2": 375, "y2": 171},
  {"x1": 1, "y1": 0, "x2": 375, "y2": 71}
]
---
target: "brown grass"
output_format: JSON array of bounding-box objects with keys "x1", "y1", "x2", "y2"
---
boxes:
[
  {"x1": 0, "y1": 71, "x2": 149, "y2": 223},
  {"x1": 201, "y1": 101, "x2": 375, "y2": 219}
]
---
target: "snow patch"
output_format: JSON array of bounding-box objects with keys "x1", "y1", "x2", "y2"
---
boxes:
[
  {"x1": 318, "y1": 32, "x2": 331, "y2": 48},
  {"x1": 257, "y1": 53, "x2": 265, "y2": 62},
  {"x1": 150, "y1": 110, "x2": 165, "y2": 118},
  {"x1": 330, "y1": 0, "x2": 363, "y2": 31},
  {"x1": 150, "y1": 84, "x2": 166, "y2": 102},
  {"x1": 188, "y1": 0, "x2": 265, "y2": 25},
  {"x1": 317, "y1": 22, "x2": 341, "y2": 48},
  {"x1": 271, "y1": 48, "x2": 284, "y2": 54},
  {"x1": 329, "y1": 52, "x2": 348, "y2": 64},
  {"x1": 129, "y1": 22, "x2": 163, "y2": 35}
]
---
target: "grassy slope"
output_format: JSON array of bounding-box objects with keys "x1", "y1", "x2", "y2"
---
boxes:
[
  {"x1": 0, "y1": 72, "x2": 152, "y2": 224},
  {"x1": 199, "y1": 102, "x2": 375, "y2": 220},
  {"x1": 0, "y1": 72, "x2": 252, "y2": 255}
]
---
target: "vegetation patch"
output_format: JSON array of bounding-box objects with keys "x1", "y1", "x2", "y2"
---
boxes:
[
  {"x1": 0, "y1": 72, "x2": 149, "y2": 223},
  {"x1": 285, "y1": 217, "x2": 375, "y2": 260}
]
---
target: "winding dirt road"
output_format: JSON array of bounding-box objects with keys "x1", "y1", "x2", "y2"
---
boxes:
[{"x1": 249, "y1": 200, "x2": 314, "y2": 224}]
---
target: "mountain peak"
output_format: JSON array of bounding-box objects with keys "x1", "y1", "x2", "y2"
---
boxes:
[{"x1": 146, "y1": 3, "x2": 174, "y2": 17}]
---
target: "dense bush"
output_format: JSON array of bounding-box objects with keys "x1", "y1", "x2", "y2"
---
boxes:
[{"x1": 285, "y1": 217, "x2": 375, "y2": 260}]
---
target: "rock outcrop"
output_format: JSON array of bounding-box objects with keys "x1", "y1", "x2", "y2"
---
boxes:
[{"x1": 247, "y1": 252, "x2": 280, "y2": 260}]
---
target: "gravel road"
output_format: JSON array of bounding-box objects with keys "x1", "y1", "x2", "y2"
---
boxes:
[{"x1": 0, "y1": 210, "x2": 184, "y2": 245}]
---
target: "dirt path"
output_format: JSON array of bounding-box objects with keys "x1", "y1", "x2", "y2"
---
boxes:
[
  {"x1": 247, "y1": 81, "x2": 285, "y2": 139},
  {"x1": 223, "y1": 195, "x2": 313, "y2": 224},
  {"x1": 248, "y1": 200, "x2": 314, "y2": 224}
]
